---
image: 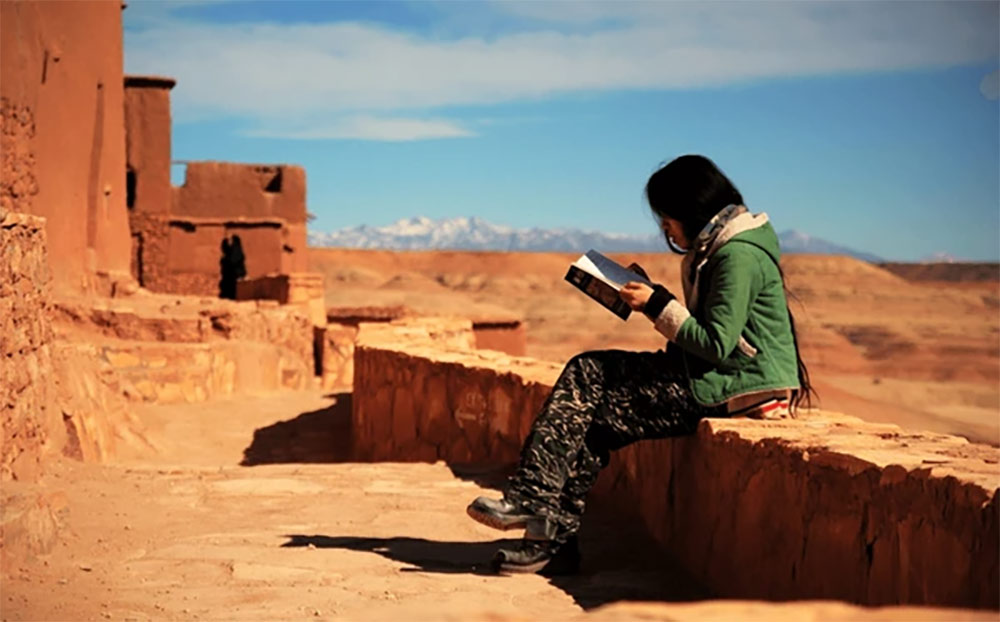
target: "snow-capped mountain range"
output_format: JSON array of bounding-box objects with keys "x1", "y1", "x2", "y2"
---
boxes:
[{"x1": 308, "y1": 216, "x2": 884, "y2": 262}]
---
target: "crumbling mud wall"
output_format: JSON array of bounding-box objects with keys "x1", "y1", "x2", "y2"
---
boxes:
[
  {"x1": 471, "y1": 320, "x2": 526, "y2": 357},
  {"x1": 121, "y1": 75, "x2": 314, "y2": 297},
  {"x1": 171, "y1": 161, "x2": 309, "y2": 274},
  {"x1": 0, "y1": 0, "x2": 131, "y2": 293},
  {"x1": 352, "y1": 326, "x2": 1000, "y2": 609},
  {"x1": 1, "y1": 213, "x2": 147, "y2": 480},
  {"x1": 1, "y1": 213, "x2": 61, "y2": 480},
  {"x1": 128, "y1": 158, "x2": 311, "y2": 296},
  {"x1": 135, "y1": 217, "x2": 286, "y2": 295},
  {"x1": 52, "y1": 295, "x2": 317, "y2": 401}
]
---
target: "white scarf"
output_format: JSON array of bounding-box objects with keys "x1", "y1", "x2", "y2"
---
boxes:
[{"x1": 680, "y1": 204, "x2": 770, "y2": 312}]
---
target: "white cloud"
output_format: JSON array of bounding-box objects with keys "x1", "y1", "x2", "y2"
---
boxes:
[
  {"x1": 244, "y1": 115, "x2": 475, "y2": 141},
  {"x1": 123, "y1": 1, "x2": 999, "y2": 137},
  {"x1": 981, "y1": 69, "x2": 1000, "y2": 101}
]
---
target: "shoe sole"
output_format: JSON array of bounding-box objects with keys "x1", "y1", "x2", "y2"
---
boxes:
[
  {"x1": 494, "y1": 558, "x2": 552, "y2": 574},
  {"x1": 492, "y1": 552, "x2": 580, "y2": 575},
  {"x1": 465, "y1": 504, "x2": 531, "y2": 531}
]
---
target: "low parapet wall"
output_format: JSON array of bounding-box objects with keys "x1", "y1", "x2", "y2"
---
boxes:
[
  {"x1": 352, "y1": 323, "x2": 1000, "y2": 609},
  {"x1": 324, "y1": 305, "x2": 528, "y2": 390}
]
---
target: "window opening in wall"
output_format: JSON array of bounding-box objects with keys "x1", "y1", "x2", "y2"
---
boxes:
[
  {"x1": 126, "y1": 168, "x2": 136, "y2": 209},
  {"x1": 264, "y1": 168, "x2": 282, "y2": 193},
  {"x1": 170, "y1": 162, "x2": 188, "y2": 187}
]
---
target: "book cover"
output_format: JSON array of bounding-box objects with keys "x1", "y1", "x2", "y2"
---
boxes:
[{"x1": 564, "y1": 250, "x2": 650, "y2": 321}]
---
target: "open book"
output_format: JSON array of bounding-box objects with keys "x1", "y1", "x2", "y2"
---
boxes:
[{"x1": 564, "y1": 250, "x2": 651, "y2": 320}]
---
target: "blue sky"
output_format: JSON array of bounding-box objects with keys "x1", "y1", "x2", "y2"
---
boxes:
[{"x1": 124, "y1": 1, "x2": 999, "y2": 261}]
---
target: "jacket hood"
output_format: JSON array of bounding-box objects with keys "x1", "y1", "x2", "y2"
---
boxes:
[
  {"x1": 681, "y1": 207, "x2": 774, "y2": 310},
  {"x1": 730, "y1": 219, "x2": 781, "y2": 265}
]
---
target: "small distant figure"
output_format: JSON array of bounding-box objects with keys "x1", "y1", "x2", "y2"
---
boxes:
[{"x1": 219, "y1": 234, "x2": 247, "y2": 299}]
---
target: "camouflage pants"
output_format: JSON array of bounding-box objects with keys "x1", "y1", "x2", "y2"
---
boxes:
[{"x1": 504, "y1": 349, "x2": 725, "y2": 541}]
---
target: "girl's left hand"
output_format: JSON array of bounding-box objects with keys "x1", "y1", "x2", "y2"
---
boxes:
[{"x1": 620, "y1": 282, "x2": 654, "y2": 311}]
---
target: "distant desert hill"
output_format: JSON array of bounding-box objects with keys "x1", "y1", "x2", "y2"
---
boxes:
[{"x1": 880, "y1": 262, "x2": 1000, "y2": 283}]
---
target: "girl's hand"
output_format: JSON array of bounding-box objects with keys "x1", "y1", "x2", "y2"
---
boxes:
[
  {"x1": 627, "y1": 262, "x2": 650, "y2": 280},
  {"x1": 620, "y1": 282, "x2": 654, "y2": 311}
]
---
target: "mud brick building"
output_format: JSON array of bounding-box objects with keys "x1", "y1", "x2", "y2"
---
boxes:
[
  {"x1": 123, "y1": 76, "x2": 311, "y2": 299},
  {"x1": 1, "y1": 0, "x2": 131, "y2": 295}
]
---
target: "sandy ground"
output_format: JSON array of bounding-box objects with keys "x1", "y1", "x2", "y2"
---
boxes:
[{"x1": 1, "y1": 391, "x2": 704, "y2": 621}]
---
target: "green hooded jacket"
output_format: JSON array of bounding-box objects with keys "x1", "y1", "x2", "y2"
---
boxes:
[{"x1": 672, "y1": 221, "x2": 801, "y2": 406}]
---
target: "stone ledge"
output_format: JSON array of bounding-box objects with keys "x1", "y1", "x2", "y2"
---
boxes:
[{"x1": 352, "y1": 327, "x2": 999, "y2": 608}]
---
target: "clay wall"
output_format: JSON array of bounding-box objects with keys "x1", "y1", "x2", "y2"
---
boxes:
[
  {"x1": 236, "y1": 272, "x2": 325, "y2": 327},
  {"x1": 133, "y1": 217, "x2": 284, "y2": 295},
  {"x1": 472, "y1": 321, "x2": 526, "y2": 357},
  {"x1": 172, "y1": 162, "x2": 306, "y2": 223},
  {"x1": 128, "y1": 160, "x2": 309, "y2": 295},
  {"x1": 0, "y1": 0, "x2": 131, "y2": 293},
  {"x1": 122, "y1": 77, "x2": 311, "y2": 291},
  {"x1": 172, "y1": 162, "x2": 308, "y2": 278},
  {"x1": 123, "y1": 76, "x2": 174, "y2": 216},
  {"x1": 318, "y1": 306, "x2": 411, "y2": 389},
  {"x1": 1, "y1": 213, "x2": 146, "y2": 480},
  {"x1": 352, "y1": 325, "x2": 1000, "y2": 609},
  {"x1": 1, "y1": 213, "x2": 61, "y2": 480},
  {"x1": 52, "y1": 293, "x2": 317, "y2": 400},
  {"x1": 318, "y1": 306, "x2": 521, "y2": 389}
]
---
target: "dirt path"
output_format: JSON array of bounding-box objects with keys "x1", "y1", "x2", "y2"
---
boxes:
[{"x1": 2, "y1": 391, "x2": 702, "y2": 621}]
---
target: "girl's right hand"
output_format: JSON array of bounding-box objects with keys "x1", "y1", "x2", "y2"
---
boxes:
[{"x1": 620, "y1": 281, "x2": 654, "y2": 311}]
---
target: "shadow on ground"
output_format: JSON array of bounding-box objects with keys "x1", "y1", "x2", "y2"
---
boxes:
[
  {"x1": 241, "y1": 392, "x2": 514, "y2": 490},
  {"x1": 241, "y1": 392, "x2": 353, "y2": 465},
  {"x1": 282, "y1": 500, "x2": 708, "y2": 610},
  {"x1": 283, "y1": 534, "x2": 517, "y2": 576},
  {"x1": 248, "y1": 391, "x2": 708, "y2": 608}
]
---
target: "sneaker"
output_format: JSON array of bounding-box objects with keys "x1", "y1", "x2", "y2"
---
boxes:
[
  {"x1": 492, "y1": 535, "x2": 581, "y2": 575},
  {"x1": 466, "y1": 496, "x2": 538, "y2": 531}
]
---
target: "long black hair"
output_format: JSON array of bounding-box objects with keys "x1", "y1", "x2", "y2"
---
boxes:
[{"x1": 645, "y1": 155, "x2": 815, "y2": 413}]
